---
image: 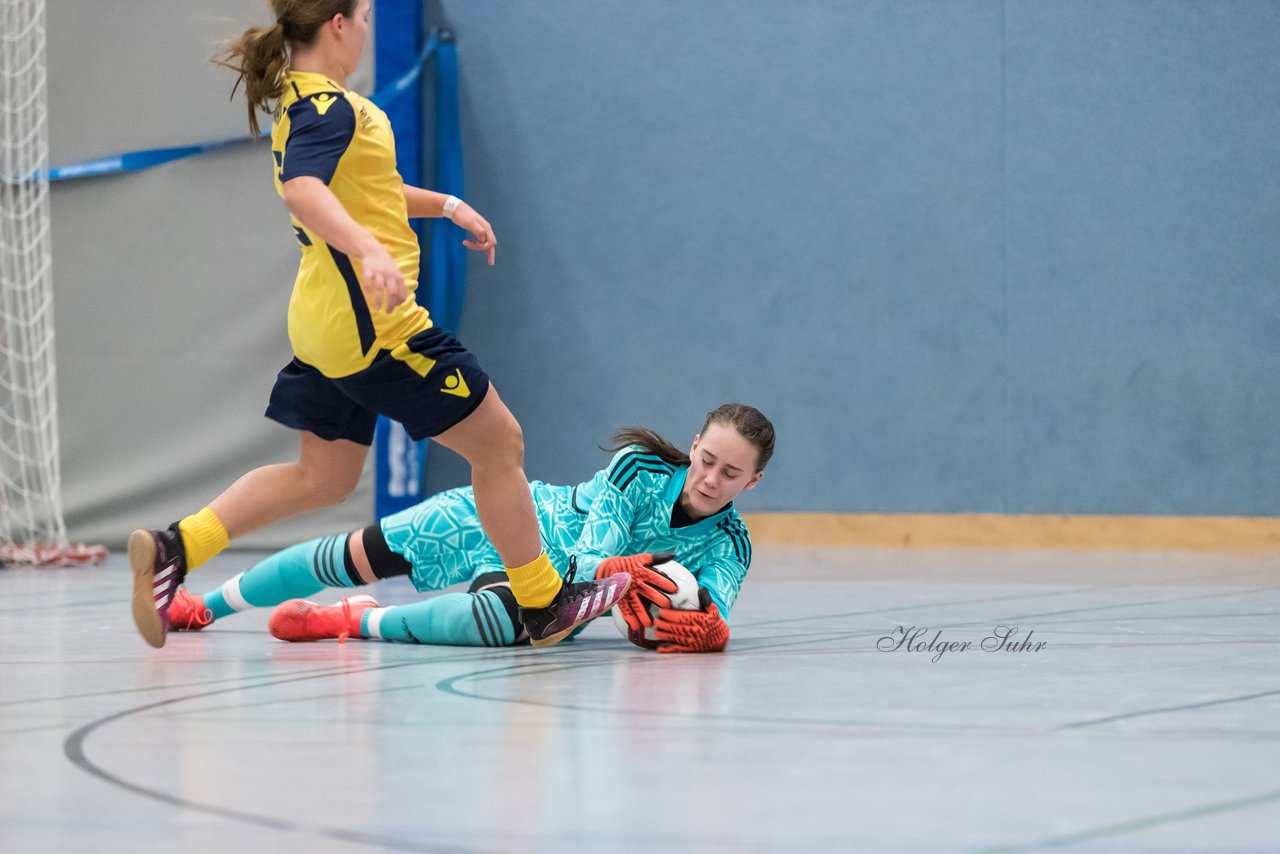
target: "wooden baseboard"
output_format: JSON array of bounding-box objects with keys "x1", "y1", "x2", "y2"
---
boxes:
[{"x1": 739, "y1": 512, "x2": 1280, "y2": 552}]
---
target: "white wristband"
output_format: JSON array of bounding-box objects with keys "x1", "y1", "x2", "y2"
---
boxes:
[{"x1": 441, "y1": 195, "x2": 462, "y2": 221}]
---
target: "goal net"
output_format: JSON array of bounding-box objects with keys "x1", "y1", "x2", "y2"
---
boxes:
[{"x1": 0, "y1": 0, "x2": 102, "y2": 566}]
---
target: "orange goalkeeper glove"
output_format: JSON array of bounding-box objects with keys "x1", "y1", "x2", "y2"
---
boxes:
[
  {"x1": 595, "y1": 551, "x2": 679, "y2": 631},
  {"x1": 653, "y1": 587, "x2": 729, "y2": 654}
]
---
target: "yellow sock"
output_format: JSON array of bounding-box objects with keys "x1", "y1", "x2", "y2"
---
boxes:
[
  {"x1": 177, "y1": 507, "x2": 229, "y2": 572},
  {"x1": 504, "y1": 552, "x2": 563, "y2": 608}
]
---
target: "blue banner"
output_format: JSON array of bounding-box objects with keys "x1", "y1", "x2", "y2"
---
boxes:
[
  {"x1": 428, "y1": 35, "x2": 467, "y2": 334},
  {"x1": 47, "y1": 40, "x2": 438, "y2": 182},
  {"x1": 373, "y1": 19, "x2": 468, "y2": 520},
  {"x1": 372, "y1": 0, "x2": 428, "y2": 520}
]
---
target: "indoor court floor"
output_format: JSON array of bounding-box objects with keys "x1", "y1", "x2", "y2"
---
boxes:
[{"x1": 2, "y1": 546, "x2": 1278, "y2": 852}]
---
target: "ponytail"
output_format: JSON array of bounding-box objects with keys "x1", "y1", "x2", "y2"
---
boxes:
[
  {"x1": 214, "y1": 1, "x2": 357, "y2": 136},
  {"x1": 214, "y1": 23, "x2": 288, "y2": 136},
  {"x1": 604, "y1": 428, "x2": 690, "y2": 468}
]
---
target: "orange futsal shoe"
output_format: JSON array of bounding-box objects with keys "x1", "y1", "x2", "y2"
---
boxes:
[
  {"x1": 168, "y1": 587, "x2": 213, "y2": 631},
  {"x1": 268, "y1": 595, "x2": 379, "y2": 643}
]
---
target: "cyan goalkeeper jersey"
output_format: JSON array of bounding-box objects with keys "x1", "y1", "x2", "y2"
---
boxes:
[{"x1": 379, "y1": 446, "x2": 753, "y2": 619}]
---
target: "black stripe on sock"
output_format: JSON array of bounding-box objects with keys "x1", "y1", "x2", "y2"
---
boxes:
[
  {"x1": 476, "y1": 593, "x2": 506, "y2": 646},
  {"x1": 471, "y1": 598, "x2": 495, "y2": 647},
  {"x1": 327, "y1": 537, "x2": 348, "y2": 583},
  {"x1": 311, "y1": 536, "x2": 334, "y2": 587},
  {"x1": 486, "y1": 584, "x2": 520, "y2": 627}
]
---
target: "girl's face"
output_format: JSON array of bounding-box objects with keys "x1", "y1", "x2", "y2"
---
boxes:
[
  {"x1": 680, "y1": 421, "x2": 764, "y2": 518},
  {"x1": 336, "y1": 0, "x2": 372, "y2": 74}
]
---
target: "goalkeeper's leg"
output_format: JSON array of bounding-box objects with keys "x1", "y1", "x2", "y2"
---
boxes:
[
  {"x1": 169, "y1": 533, "x2": 375, "y2": 630},
  {"x1": 363, "y1": 574, "x2": 525, "y2": 646},
  {"x1": 175, "y1": 513, "x2": 450, "y2": 633}
]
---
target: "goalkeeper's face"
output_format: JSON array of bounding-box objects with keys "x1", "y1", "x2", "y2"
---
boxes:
[{"x1": 681, "y1": 422, "x2": 764, "y2": 518}]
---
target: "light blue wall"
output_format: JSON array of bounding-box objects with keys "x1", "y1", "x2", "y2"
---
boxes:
[{"x1": 421, "y1": 1, "x2": 1280, "y2": 517}]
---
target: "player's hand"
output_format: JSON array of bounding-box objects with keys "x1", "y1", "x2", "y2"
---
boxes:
[
  {"x1": 450, "y1": 202, "x2": 497, "y2": 266},
  {"x1": 653, "y1": 587, "x2": 729, "y2": 653},
  {"x1": 360, "y1": 243, "x2": 407, "y2": 311},
  {"x1": 596, "y1": 552, "x2": 679, "y2": 631}
]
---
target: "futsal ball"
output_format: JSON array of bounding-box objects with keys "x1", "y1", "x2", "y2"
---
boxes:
[{"x1": 612, "y1": 559, "x2": 701, "y2": 649}]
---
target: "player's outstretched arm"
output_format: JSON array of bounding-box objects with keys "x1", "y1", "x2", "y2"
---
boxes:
[
  {"x1": 402, "y1": 185, "x2": 496, "y2": 266},
  {"x1": 652, "y1": 587, "x2": 730, "y2": 654},
  {"x1": 282, "y1": 176, "x2": 406, "y2": 311}
]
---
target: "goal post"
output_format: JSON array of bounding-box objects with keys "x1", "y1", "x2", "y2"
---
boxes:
[{"x1": 0, "y1": 0, "x2": 103, "y2": 566}]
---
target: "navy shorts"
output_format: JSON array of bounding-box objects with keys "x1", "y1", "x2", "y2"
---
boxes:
[{"x1": 265, "y1": 327, "x2": 491, "y2": 445}]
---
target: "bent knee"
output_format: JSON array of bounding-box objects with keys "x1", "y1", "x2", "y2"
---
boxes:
[{"x1": 474, "y1": 413, "x2": 524, "y2": 470}]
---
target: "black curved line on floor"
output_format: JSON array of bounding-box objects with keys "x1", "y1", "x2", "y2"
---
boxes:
[
  {"x1": 734, "y1": 581, "x2": 1271, "y2": 637},
  {"x1": 435, "y1": 604, "x2": 1280, "y2": 737},
  {"x1": 62, "y1": 659, "x2": 509, "y2": 854},
  {"x1": 432, "y1": 655, "x2": 1057, "y2": 736},
  {"x1": 733, "y1": 584, "x2": 1106, "y2": 629},
  {"x1": 0, "y1": 659, "x2": 376, "y2": 708},
  {"x1": 1057, "y1": 687, "x2": 1280, "y2": 731},
  {"x1": 0, "y1": 596, "x2": 123, "y2": 612},
  {"x1": 19, "y1": 583, "x2": 1109, "y2": 710},
  {"x1": 971, "y1": 787, "x2": 1280, "y2": 853},
  {"x1": 987, "y1": 585, "x2": 1278, "y2": 623}
]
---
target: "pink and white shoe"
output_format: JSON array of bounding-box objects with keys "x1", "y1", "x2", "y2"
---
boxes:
[{"x1": 128, "y1": 527, "x2": 187, "y2": 648}]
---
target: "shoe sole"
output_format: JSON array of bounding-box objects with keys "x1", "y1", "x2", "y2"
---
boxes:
[
  {"x1": 529, "y1": 627, "x2": 575, "y2": 649},
  {"x1": 128, "y1": 529, "x2": 166, "y2": 649},
  {"x1": 528, "y1": 575, "x2": 631, "y2": 649}
]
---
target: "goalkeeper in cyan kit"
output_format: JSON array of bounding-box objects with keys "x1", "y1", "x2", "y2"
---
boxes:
[{"x1": 167, "y1": 404, "x2": 775, "y2": 653}]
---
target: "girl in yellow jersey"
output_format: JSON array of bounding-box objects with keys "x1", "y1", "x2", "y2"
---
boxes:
[{"x1": 128, "y1": 0, "x2": 655, "y2": 650}]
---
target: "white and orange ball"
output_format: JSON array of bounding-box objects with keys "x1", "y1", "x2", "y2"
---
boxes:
[{"x1": 612, "y1": 559, "x2": 701, "y2": 649}]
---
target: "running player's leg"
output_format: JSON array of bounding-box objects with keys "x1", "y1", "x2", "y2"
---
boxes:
[
  {"x1": 130, "y1": 359, "x2": 375, "y2": 648},
  {"x1": 207, "y1": 433, "x2": 367, "y2": 542},
  {"x1": 430, "y1": 389, "x2": 554, "y2": 600},
  {"x1": 341, "y1": 328, "x2": 631, "y2": 648},
  {"x1": 430, "y1": 387, "x2": 630, "y2": 647}
]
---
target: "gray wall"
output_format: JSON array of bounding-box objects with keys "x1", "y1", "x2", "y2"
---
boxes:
[{"x1": 46, "y1": 2, "x2": 1280, "y2": 547}]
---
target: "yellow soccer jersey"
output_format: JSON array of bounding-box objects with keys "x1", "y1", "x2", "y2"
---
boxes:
[{"x1": 271, "y1": 70, "x2": 431, "y2": 378}]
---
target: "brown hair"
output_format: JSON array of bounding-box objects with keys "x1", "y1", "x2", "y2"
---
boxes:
[
  {"x1": 213, "y1": 0, "x2": 357, "y2": 135},
  {"x1": 607, "y1": 403, "x2": 776, "y2": 472}
]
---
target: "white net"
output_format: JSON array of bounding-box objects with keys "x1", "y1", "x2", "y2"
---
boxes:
[{"x1": 0, "y1": 0, "x2": 87, "y2": 565}]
